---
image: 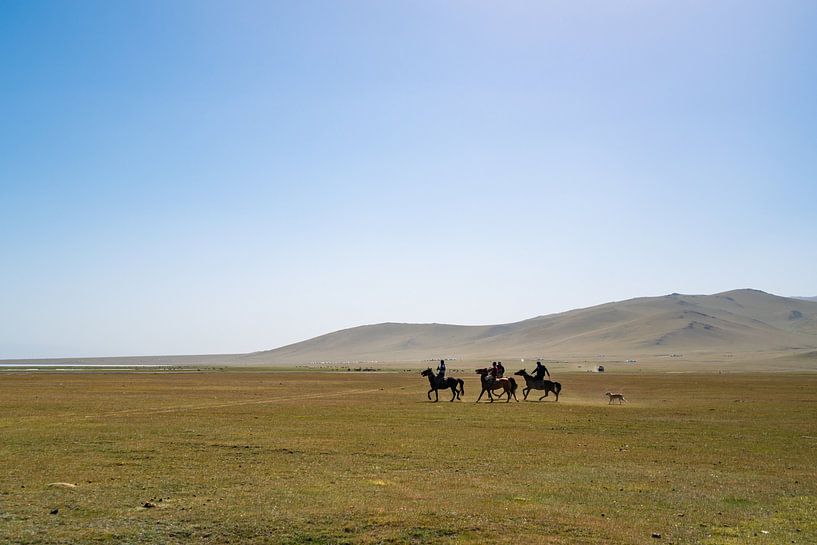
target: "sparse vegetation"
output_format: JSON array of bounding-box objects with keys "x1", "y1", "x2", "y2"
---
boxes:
[{"x1": 1, "y1": 370, "x2": 816, "y2": 544}]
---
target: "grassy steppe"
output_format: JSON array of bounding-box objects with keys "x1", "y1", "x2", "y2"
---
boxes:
[{"x1": 1, "y1": 370, "x2": 815, "y2": 544}]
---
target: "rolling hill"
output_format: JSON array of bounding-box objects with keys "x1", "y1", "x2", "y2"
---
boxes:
[{"x1": 243, "y1": 289, "x2": 817, "y2": 364}]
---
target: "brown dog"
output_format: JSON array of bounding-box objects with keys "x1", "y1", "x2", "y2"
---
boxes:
[{"x1": 605, "y1": 392, "x2": 627, "y2": 404}]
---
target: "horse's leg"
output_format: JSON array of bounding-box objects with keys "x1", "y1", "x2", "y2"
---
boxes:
[
  {"x1": 523, "y1": 387, "x2": 530, "y2": 400},
  {"x1": 427, "y1": 389, "x2": 433, "y2": 400},
  {"x1": 434, "y1": 389, "x2": 439, "y2": 402},
  {"x1": 449, "y1": 385, "x2": 456, "y2": 402},
  {"x1": 476, "y1": 387, "x2": 484, "y2": 403}
]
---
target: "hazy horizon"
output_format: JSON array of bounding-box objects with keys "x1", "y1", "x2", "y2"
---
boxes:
[
  {"x1": 2, "y1": 287, "x2": 813, "y2": 361},
  {"x1": 2, "y1": 2, "x2": 816, "y2": 359}
]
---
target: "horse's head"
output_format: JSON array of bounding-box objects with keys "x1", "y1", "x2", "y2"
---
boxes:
[
  {"x1": 421, "y1": 368, "x2": 432, "y2": 377},
  {"x1": 513, "y1": 369, "x2": 526, "y2": 376},
  {"x1": 475, "y1": 368, "x2": 488, "y2": 375}
]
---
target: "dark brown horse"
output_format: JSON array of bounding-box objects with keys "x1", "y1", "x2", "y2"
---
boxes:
[
  {"x1": 514, "y1": 369, "x2": 562, "y2": 401},
  {"x1": 475, "y1": 368, "x2": 518, "y2": 402},
  {"x1": 421, "y1": 368, "x2": 464, "y2": 402}
]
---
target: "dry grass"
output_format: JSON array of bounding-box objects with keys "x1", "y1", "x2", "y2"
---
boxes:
[{"x1": 1, "y1": 369, "x2": 816, "y2": 544}]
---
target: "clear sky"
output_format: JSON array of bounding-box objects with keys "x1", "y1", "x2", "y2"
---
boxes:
[{"x1": 2, "y1": 1, "x2": 816, "y2": 358}]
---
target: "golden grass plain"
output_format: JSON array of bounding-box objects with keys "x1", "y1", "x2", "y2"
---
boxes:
[{"x1": 1, "y1": 368, "x2": 816, "y2": 544}]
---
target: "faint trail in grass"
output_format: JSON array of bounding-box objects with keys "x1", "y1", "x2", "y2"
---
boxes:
[
  {"x1": 85, "y1": 386, "x2": 403, "y2": 418},
  {"x1": 0, "y1": 385, "x2": 404, "y2": 428}
]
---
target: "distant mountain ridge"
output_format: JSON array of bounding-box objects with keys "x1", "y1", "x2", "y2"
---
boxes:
[
  {"x1": 244, "y1": 289, "x2": 817, "y2": 364},
  {"x1": 793, "y1": 296, "x2": 817, "y2": 302}
]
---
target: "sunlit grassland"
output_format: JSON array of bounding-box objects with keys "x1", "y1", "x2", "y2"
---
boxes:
[{"x1": 1, "y1": 370, "x2": 815, "y2": 544}]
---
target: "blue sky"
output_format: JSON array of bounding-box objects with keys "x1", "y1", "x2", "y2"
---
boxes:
[{"x1": 2, "y1": 1, "x2": 816, "y2": 358}]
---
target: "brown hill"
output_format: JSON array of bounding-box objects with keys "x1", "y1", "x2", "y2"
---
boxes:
[{"x1": 243, "y1": 289, "x2": 817, "y2": 364}]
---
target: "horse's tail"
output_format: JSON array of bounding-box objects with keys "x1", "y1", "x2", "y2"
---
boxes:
[
  {"x1": 509, "y1": 377, "x2": 518, "y2": 394},
  {"x1": 458, "y1": 379, "x2": 465, "y2": 396}
]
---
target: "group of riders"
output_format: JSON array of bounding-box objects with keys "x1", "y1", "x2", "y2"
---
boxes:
[{"x1": 435, "y1": 358, "x2": 550, "y2": 385}]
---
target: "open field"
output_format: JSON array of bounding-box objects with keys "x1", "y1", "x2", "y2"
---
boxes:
[{"x1": 2, "y1": 370, "x2": 816, "y2": 544}]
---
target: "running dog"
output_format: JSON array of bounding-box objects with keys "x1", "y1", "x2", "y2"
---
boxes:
[{"x1": 605, "y1": 392, "x2": 627, "y2": 404}]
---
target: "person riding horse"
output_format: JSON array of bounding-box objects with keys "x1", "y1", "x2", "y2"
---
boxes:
[
  {"x1": 421, "y1": 367, "x2": 464, "y2": 402},
  {"x1": 532, "y1": 360, "x2": 550, "y2": 381},
  {"x1": 436, "y1": 359, "x2": 446, "y2": 387},
  {"x1": 475, "y1": 366, "x2": 518, "y2": 402},
  {"x1": 479, "y1": 362, "x2": 495, "y2": 390},
  {"x1": 496, "y1": 361, "x2": 505, "y2": 378}
]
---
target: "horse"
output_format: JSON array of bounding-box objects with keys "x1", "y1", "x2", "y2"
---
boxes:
[
  {"x1": 514, "y1": 369, "x2": 562, "y2": 401},
  {"x1": 420, "y1": 368, "x2": 464, "y2": 402},
  {"x1": 474, "y1": 368, "x2": 518, "y2": 402}
]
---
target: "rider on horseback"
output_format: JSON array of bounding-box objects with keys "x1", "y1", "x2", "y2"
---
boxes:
[
  {"x1": 486, "y1": 362, "x2": 496, "y2": 384},
  {"x1": 532, "y1": 360, "x2": 550, "y2": 381},
  {"x1": 436, "y1": 359, "x2": 446, "y2": 387}
]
